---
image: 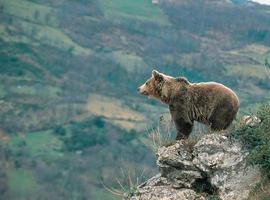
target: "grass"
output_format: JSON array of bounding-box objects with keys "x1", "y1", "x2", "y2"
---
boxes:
[
  {"x1": 225, "y1": 64, "x2": 267, "y2": 79},
  {"x1": 0, "y1": 25, "x2": 6, "y2": 34},
  {"x1": 99, "y1": 0, "x2": 169, "y2": 24},
  {"x1": 111, "y1": 51, "x2": 147, "y2": 72},
  {"x1": 141, "y1": 119, "x2": 176, "y2": 152},
  {"x1": 226, "y1": 44, "x2": 270, "y2": 79},
  {"x1": 9, "y1": 130, "x2": 62, "y2": 157},
  {"x1": 230, "y1": 44, "x2": 270, "y2": 62},
  {"x1": 7, "y1": 169, "x2": 38, "y2": 195},
  {"x1": 0, "y1": 52, "x2": 45, "y2": 79},
  {"x1": 102, "y1": 168, "x2": 145, "y2": 199},
  {"x1": 14, "y1": 20, "x2": 92, "y2": 56},
  {"x1": 225, "y1": 44, "x2": 270, "y2": 99},
  {"x1": 1, "y1": 0, "x2": 92, "y2": 56},
  {"x1": 11, "y1": 85, "x2": 36, "y2": 95},
  {"x1": 0, "y1": 85, "x2": 7, "y2": 98},
  {"x1": 10, "y1": 85, "x2": 61, "y2": 98},
  {"x1": 86, "y1": 94, "x2": 146, "y2": 130},
  {"x1": 0, "y1": 28, "x2": 36, "y2": 46},
  {"x1": 2, "y1": 0, "x2": 58, "y2": 26}
]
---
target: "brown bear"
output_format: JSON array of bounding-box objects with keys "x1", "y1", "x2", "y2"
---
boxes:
[{"x1": 138, "y1": 70, "x2": 240, "y2": 140}]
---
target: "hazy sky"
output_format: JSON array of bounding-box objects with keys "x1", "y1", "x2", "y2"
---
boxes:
[{"x1": 250, "y1": 0, "x2": 270, "y2": 5}]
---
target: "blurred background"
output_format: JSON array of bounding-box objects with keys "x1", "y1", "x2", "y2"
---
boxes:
[{"x1": 0, "y1": 0, "x2": 270, "y2": 199}]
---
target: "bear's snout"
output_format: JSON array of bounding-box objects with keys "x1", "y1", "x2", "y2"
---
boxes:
[
  {"x1": 138, "y1": 85, "x2": 149, "y2": 96},
  {"x1": 141, "y1": 91, "x2": 148, "y2": 95}
]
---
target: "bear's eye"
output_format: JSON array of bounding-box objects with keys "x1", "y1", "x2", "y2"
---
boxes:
[{"x1": 146, "y1": 82, "x2": 149, "y2": 86}]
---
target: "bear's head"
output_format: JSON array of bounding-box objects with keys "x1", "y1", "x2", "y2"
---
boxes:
[{"x1": 138, "y1": 70, "x2": 190, "y2": 104}]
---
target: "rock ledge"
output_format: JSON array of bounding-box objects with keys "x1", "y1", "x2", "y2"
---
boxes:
[{"x1": 125, "y1": 134, "x2": 261, "y2": 200}]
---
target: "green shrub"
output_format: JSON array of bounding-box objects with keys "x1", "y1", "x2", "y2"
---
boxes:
[
  {"x1": 63, "y1": 117, "x2": 108, "y2": 151},
  {"x1": 248, "y1": 178, "x2": 270, "y2": 200},
  {"x1": 64, "y1": 127, "x2": 108, "y2": 151},
  {"x1": 53, "y1": 126, "x2": 66, "y2": 136},
  {"x1": 118, "y1": 129, "x2": 137, "y2": 144},
  {"x1": 230, "y1": 104, "x2": 270, "y2": 176},
  {"x1": 228, "y1": 105, "x2": 270, "y2": 200},
  {"x1": 93, "y1": 116, "x2": 105, "y2": 128}
]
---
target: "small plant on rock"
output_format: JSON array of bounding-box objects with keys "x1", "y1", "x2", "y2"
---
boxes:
[
  {"x1": 141, "y1": 116, "x2": 176, "y2": 152},
  {"x1": 102, "y1": 168, "x2": 146, "y2": 199}
]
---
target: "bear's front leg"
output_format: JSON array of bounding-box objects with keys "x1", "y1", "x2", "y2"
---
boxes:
[
  {"x1": 174, "y1": 118, "x2": 193, "y2": 140},
  {"x1": 176, "y1": 131, "x2": 187, "y2": 140}
]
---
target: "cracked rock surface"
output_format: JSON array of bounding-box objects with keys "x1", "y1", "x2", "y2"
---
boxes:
[{"x1": 125, "y1": 134, "x2": 261, "y2": 200}]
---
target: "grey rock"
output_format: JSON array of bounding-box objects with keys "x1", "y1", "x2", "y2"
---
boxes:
[
  {"x1": 157, "y1": 141, "x2": 195, "y2": 170},
  {"x1": 157, "y1": 141, "x2": 203, "y2": 188},
  {"x1": 193, "y1": 134, "x2": 245, "y2": 171},
  {"x1": 125, "y1": 134, "x2": 261, "y2": 200},
  {"x1": 240, "y1": 115, "x2": 261, "y2": 127},
  {"x1": 128, "y1": 174, "x2": 205, "y2": 200},
  {"x1": 211, "y1": 165, "x2": 261, "y2": 200},
  {"x1": 129, "y1": 187, "x2": 206, "y2": 200},
  {"x1": 192, "y1": 134, "x2": 261, "y2": 200}
]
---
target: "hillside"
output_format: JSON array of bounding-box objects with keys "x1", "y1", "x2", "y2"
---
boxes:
[{"x1": 0, "y1": 0, "x2": 270, "y2": 199}]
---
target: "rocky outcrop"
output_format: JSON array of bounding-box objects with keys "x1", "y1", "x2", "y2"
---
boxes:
[{"x1": 125, "y1": 134, "x2": 261, "y2": 200}]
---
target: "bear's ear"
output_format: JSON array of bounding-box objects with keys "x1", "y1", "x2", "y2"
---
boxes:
[
  {"x1": 152, "y1": 70, "x2": 163, "y2": 82},
  {"x1": 176, "y1": 77, "x2": 189, "y2": 85},
  {"x1": 152, "y1": 70, "x2": 159, "y2": 77}
]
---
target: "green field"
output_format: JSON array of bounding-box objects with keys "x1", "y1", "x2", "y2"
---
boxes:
[
  {"x1": 1, "y1": 0, "x2": 92, "y2": 56},
  {"x1": 2, "y1": 0, "x2": 58, "y2": 26},
  {"x1": 13, "y1": 19, "x2": 92, "y2": 56},
  {"x1": 99, "y1": 0, "x2": 169, "y2": 24},
  {"x1": 7, "y1": 169, "x2": 38, "y2": 196},
  {"x1": 111, "y1": 51, "x2": 147, "y2": 72},
  {"x1": 9, "y1": 130, "x2": 62, "y2": 157},
  {"x1": 0, "y1": 85, "x2": 7, "y2": 98},
  {"x1": 10, "y1": 85, "x2": 61, "y2": 98}
]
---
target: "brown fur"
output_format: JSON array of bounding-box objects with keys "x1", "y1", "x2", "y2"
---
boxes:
[{"x1": 138, "y1": 70, "x2": 240, "y2": 140}]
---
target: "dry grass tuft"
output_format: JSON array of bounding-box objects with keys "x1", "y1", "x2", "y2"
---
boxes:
[
  {"x1": 102, "y1": 168, "x2": 145, "y2": 199},
  {"x1": 141, "y1": 116, "x2": 176, "y2": 152}
]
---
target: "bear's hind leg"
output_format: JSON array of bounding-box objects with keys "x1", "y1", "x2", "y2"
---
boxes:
[
  {"x1": 210, "y1": 104, "x2": 236, "y2": 130},
  {"x1": 174, "y1": 119, "x2": 193, "y2": 140}
]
